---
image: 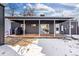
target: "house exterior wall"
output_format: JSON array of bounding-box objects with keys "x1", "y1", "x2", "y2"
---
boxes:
[
  {"x1": 71, "y1": 21, "x2": 78, "y2": 34},
  {"x1": 0, "y1": 5, "x2": 4, "y2": 45},
  {"x1": 60, "y1": 20, "x2": 78, "y2": 35},
  {"x1": 5, "y1": 19, "x2": 11, "y2": 36},
  {"x1": 77, "y1": 21, "x2": 79, "y2": 34},
  {"x1": 25, "y1": 24, "x2": 39, "y2": 34},
  {"x1": 49, "y1": 24, "x2": 54, "y2": 34},
  {"x1": 60, "y1": 21, "x2": 69, "y2": 34},
  {"x1": 77, "y1": 27, "x2": 79, "y2": 34}
]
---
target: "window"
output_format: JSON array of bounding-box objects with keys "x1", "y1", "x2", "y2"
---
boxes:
[{"x1": 31, "y1": 24, "x2": 37, "y2": 28}]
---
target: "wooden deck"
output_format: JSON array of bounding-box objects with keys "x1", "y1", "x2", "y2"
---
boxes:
[
  {"x1": 7, "y1": 34, "x2": 64, "y2": 39},
  {"x1": 5, "y1": 34, "x2": 64, "y2": 46},
  {"x1": 5, "y1": 37, "x2": 37, "y2": 46}
]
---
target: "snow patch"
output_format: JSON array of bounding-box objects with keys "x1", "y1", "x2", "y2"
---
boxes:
[{"x1": 38, "y1": 39, "x2": 79, "y2": 56}]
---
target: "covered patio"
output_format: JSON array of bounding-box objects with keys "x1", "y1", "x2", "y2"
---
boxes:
[{"x1": 5, "y1": 16, "x2": 74, "y2": 38}]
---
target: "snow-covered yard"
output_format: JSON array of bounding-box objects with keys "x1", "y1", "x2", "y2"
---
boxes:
[
  {"x1": 38, "y1": 38, "x2": 79, "y2": 56},
  {"x1": 0, "y1": 44, "x2": 45, "y2": 56},
  {"x1": 0, "y1": 36, "x2": 79, "y2": 56},
  {"x1": 0, "y1": 39, "x2": 45, "y2": 56},
  {"x1": 0, "y1": 45, "x2": 19, "y2": 56}
]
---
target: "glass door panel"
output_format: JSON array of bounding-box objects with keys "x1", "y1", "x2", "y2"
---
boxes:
[{"x1": 40, "y1": 24, "x2": 49, "y2": 34}]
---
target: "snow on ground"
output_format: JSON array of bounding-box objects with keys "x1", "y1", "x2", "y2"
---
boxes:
[
  {"x1": 0, "y1": 45, "x2": 19, "y2": 56},
  {"x1": 72, "y1": 35, "x2": 79, "y2": 39},
  {"x1": 1, "y1": 36, "x2": 79, "y2": 56},
  {"x1": 37, "y1": 39, "x2": 79, "y2": 56},
  {"x1": 0, "y1": 44, "x2": 45, "y2": 56},
  {"x1": 9, "y1": 44, "x2": 45, "y2": 56}
]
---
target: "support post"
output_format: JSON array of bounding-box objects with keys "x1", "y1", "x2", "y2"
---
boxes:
[
  {"x1": 23, "y1": 20, "x2": 25, "y2": 35},
  {"x1": 76, "y1": 21, "x2": 77, "y2": 35},
  {"x1": 54, "y1": 20, "x2": 56, "y2": 37},
  {"x1": 39, "y1": 20, "x2": 40, "y2": 37},
  {"x1": 69, "y1": 19, "x2": 71, "y2": 36}
]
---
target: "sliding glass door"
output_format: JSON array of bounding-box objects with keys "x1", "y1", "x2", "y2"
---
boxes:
[{"x1": 40, "y1": 24, "x2": 50, "y2": 34}]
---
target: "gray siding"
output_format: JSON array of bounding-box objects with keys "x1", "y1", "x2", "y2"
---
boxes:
[
  {"x1": 60, "y1": 20, "x2": 78, "y2": 35},
  {"x1": 77, "y1": 27, "x2": 79, "y2": 34},
  {"x1": 71, "y1": 22, "x2": 78, "y2": 34},
  {"x1": 0, "y1": 5, "x2": 4, "y2": 45},
  {"x1": 25, "y1": 24, "x2": 39, "y2": 34},
  {"x1": 60, "y1": 21, "x2": 69, "y2": 34},
  {"x1": 49, "y1": 24, "x2": 54, "y2": 34}
]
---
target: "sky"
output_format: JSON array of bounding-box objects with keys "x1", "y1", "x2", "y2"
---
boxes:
[{"x1": 5, "y1": 3, "x2": 79, "y2": 17}]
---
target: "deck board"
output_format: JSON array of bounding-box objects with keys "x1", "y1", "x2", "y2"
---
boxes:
[
  {"x1": 7, "y1": 34, "x2": 64, "y2": 38},
  {"x1": 5, "y1": 34, "x2": 64, "y2": 46}
]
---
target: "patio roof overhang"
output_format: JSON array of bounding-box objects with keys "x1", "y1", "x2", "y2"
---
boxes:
[
  {"x1": 5, "y1": 16, "x2": 74, "y2": 23},
  {"x1": 5, "y1": 16, "x2": 74, "y2": 20}
]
